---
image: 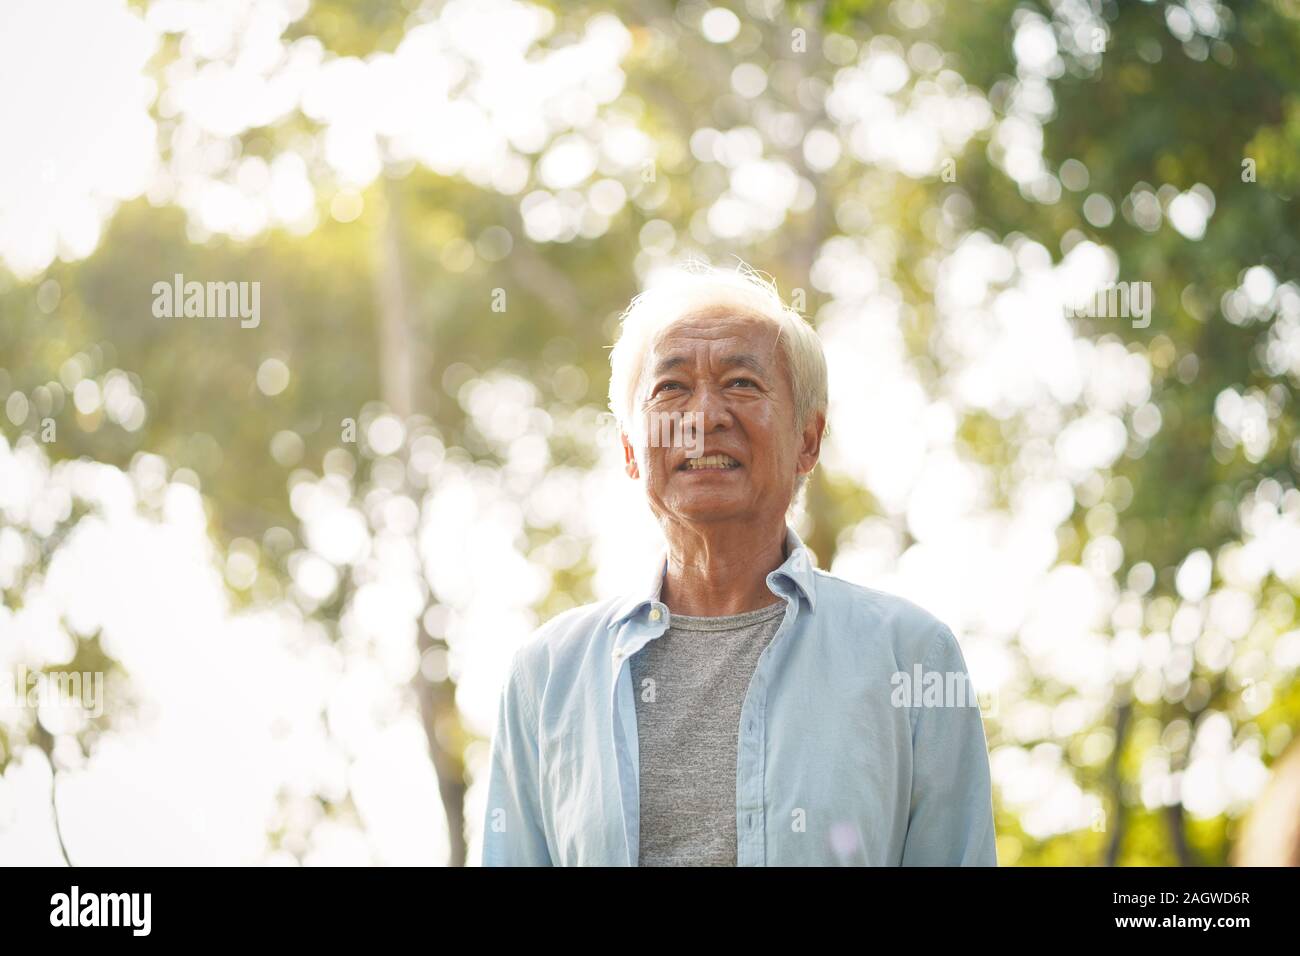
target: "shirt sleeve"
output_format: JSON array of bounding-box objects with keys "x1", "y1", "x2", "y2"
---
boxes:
[
  {"x1": 899, "y1": 625, "x2": 998, "y2": 866},
  {"x1": 480, "y1": 650, "x2": 553, "y2": 866}
]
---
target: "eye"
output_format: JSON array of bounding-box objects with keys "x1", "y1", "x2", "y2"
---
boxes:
[
  {"x1": 728, "y1": 377, "x2": 758, "y2": 388},
  {"x1": 653, "y1": 381, "x2": 684, "y2": 395}
]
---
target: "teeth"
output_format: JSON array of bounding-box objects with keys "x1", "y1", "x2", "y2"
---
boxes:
[{"x1": 685, "y1": 454, "x2": 740, "y2": 470}]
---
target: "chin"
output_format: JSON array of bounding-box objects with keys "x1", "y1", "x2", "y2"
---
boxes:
[{"x1": 666, "y1": 495, "x2": 751, "y2": 522}]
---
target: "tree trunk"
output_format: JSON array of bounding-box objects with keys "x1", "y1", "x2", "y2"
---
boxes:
[
  {"x1": 373, "y1": 174, "x2": 469, "y2": 864},
  {"x1": 414, "y1": 623, "x2": 468, "y2": 866},
  {"x1": 1232, "y1": 736, "x2": 1300, "y2": 866},
  {"x1": 1104, "y1": 698, "x2": 1131, "y2": 866},
  {"x1": 375, "y1": 175, "x2": 415, "y2": 419}
]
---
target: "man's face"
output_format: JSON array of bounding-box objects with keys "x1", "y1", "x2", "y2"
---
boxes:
[{"x1": 621, "y1": 308, "x2": 822, "y2": 528}]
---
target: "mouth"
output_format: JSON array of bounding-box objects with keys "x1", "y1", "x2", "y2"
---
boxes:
[{"x1": 678, "y1": 453, "x2": 742, "y2": 472}]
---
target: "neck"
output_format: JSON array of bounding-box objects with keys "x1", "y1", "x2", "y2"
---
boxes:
[{"x1": 658, "y1": 518, "x2": 788, "y2": 616}]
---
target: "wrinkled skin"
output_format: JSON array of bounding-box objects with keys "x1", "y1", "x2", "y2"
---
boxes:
[{"x1": 620, "y1": 307, "x2": 824, "y2": 615}]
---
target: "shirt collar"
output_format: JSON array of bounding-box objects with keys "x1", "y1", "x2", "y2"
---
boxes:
[{"x1": 607, "y1": 524, "x2": 818, "y2": 630}]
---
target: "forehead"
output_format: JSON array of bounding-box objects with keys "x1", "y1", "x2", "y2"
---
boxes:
[{"x1": 649, "y1": 306, "x2": 782, "y2": 357}]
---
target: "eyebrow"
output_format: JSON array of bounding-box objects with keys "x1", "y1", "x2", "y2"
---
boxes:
[{"x1": 652, "y1": 353, "x2": 769, "y2": 377}]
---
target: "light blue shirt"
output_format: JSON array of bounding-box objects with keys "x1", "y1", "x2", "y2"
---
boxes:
[{"x1": 481, "y1": 524, "x2": 997, "y2": 866}]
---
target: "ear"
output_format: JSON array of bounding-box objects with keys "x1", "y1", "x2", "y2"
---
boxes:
[
  {"x1": 621, "y1": 430, "x2": 640, "y2": 479},
  {"x1": 795, "y1": 410, "x2": 825, "y2": 479}
]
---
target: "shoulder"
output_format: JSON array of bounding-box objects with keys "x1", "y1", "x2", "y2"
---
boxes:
[
  {"x1": 810, "y1": 569, "x2": 959, "y2": 667},
  {"x1": 505, "y1": 596, "x2": 623, "y2": 697}
]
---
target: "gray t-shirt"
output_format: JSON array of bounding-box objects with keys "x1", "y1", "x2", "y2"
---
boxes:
[{"x1": 629, "y1": 599, "x2": 787, "y2": 866}]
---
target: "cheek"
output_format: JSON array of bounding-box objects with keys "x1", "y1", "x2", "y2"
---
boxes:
[
  {"x1": 642, "y1": 448, "x2": 674, "y2": 484},
  {"x1": 740, "y1": 408, "x2": 792, "y2": 463}
]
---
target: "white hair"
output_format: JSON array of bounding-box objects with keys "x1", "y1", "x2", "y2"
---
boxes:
[{"x1": 607, "y1": 259, "x2": 828, "y2": 497}]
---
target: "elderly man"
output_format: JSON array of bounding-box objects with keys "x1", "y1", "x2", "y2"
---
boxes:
[{"x1": 482, "y1": 263, "x2": 996, "y2": 866}]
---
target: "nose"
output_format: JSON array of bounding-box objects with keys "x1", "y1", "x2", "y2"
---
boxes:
[{"x1": 685, "y1": 380, "x2": 734, "y2": 432}]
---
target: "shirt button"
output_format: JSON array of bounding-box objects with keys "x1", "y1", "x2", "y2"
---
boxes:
[{"x1": 649, "y1": 608, "x2": 662, "y2": 621}]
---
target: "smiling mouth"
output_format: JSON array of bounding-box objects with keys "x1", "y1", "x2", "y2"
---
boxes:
[{"x1": 680, "y1": 454, "x2": 741, "y2": 471}]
